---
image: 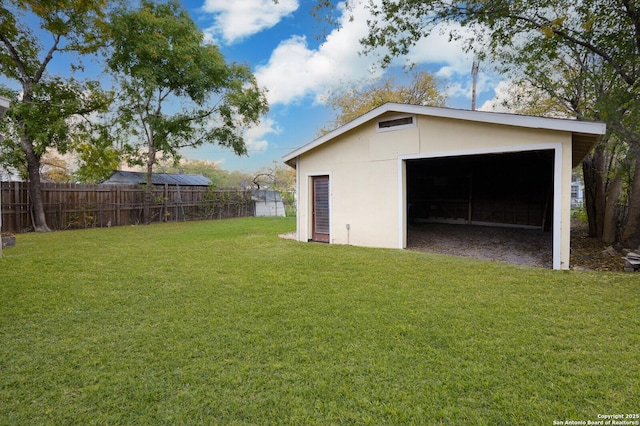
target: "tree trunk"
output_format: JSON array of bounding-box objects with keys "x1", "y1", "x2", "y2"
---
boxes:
[
  {"x1": 602, "y1": 170, "x2": 623, "y2": 244},
  {"x1": 143, "y1": 145, "x2": 156, "y2": 225},
  {"x1": 17, "y1": 85, "x2": 51, "y2": 232},
  {"x1": 621, "y1": 147, "x2": 640, "y2": 248},
  {"x1": 20, "y1": 135, "x2": 51, "y2": 232},
  {"x1": 582, "y1": 146, "x2": 607, "y2": 238}
]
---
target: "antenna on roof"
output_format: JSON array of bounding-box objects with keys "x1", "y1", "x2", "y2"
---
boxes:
[{"x1": 471, "y1": 59, "x2": 480, "y2": 111}]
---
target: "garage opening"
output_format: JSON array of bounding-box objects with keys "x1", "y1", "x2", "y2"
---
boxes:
[{"x1": 405, "y1": 150, "x2": 555, "y2": 266}]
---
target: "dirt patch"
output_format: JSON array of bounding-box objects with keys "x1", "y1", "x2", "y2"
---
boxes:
[
  {"x1": 279, "y1": 232, "x2": 296, "y2": 240},
  {"x1": 569, "y1": 221, "x2": 626, "y2": 272},
  {"x1": 407, "y1": 221, "x2": 626, "y2": 271}
]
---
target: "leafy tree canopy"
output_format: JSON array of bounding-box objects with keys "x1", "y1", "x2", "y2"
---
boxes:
[
  {"x1": 356, "y1": 0, "x2": 639, "y2": 138},
  {"x1": 321, "y1": 70, "x2": 447, "y2": 133},
  {"x1": 0, "y1": 0, "x2": 114, "y2": 231},
  {"x1": 155, "y1": 159, "x2": 254, "y2": 190},
  {"x1": 107, "y1": 0, "x2": 269, "y2": 164},
  {"x1": 106, "y1": 0, "x2": 269, "y2": 223}
]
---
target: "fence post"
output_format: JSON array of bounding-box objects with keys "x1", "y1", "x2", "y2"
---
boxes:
[
  {"x1": 163, "y1": 183, "x2": 168, "y2": 222},
  {"x1": 14, "y1": 181, "x2": 21, "y2": 231},
  {"x1": 115, "y1": 186, "x2": 121, "y2": 226}
]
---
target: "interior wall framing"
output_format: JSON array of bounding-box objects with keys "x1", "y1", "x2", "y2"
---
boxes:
[{"x1": 406, "y1": 150, "x2": 554, "y2": 230}]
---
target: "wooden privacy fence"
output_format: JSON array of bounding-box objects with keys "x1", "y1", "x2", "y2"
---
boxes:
[{"x1": 0, "y1": 182, "x2": 255, "y2": 233}]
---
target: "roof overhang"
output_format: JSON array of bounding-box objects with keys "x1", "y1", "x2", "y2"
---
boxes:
[{"x1": 283, "y1": 103, "x2": 606, "y2": 168}]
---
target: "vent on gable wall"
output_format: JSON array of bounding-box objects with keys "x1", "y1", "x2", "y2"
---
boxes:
[{"x1": 377, "y1": 115, "x2": 416, "y2": 132}]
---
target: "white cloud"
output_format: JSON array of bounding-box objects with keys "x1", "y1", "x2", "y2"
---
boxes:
[
  {"x1": 478, "y1": 79, "x2": 571, "y2": 117},
  {"x1": 245, "y1": 118, "x2": 280, "y2": 153},
  {"x1": 440, "y1": 69, "x2": 502, "y2": 106},
  {"x1": 202, "y1": 0, "x2": 298, "y2": 44},
  {"x1": 254, "y1": 1, "x2": 490, "y2": 107},
  {"x1": 404, "y1": 24, "x2": 508, "y2": 105},
  {"x1": 179, "y1": 158, "x2": 223, "y2": 168},
  {"x1": 405, "y1": 25, "x2": 475, "y2": 75},
  {"x1": 254, "y1": 2, "x2": 385, "y2": 106},
  {"x1": 478, "y1": 80, "x2": 514, "y2": 112}
]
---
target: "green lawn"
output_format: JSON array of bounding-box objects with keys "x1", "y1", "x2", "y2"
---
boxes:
[{"x1": 1, "y1": 217, "x2": 638, "y2": 425}]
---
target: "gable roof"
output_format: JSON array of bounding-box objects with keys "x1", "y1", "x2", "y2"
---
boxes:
[
  {"x1": 283, "y1": 103, "x2": 606, "y2": 168},
  {"x1": 102, "y1": 170, "x2": 212, "y2": 186}
]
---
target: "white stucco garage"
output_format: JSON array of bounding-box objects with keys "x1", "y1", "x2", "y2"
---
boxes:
[{"x1": 283, "y1": 103, "x2": 606, "y2": 270}]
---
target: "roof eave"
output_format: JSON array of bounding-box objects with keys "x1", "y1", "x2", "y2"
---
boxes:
[
  {"x1": 282, "y1": 103, "x2": 607, "y2": 165},
  {"x1": 282, "y1": 103, "x2": 392, "y2": 164}
]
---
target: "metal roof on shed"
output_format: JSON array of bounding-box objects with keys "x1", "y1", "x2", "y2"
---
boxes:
[
  {"x1": 103, "y1": 171, "x2": 211, "y2": 186},
  {"x1": 251, "y1": 189, "x2": 283, "y2": 202}
]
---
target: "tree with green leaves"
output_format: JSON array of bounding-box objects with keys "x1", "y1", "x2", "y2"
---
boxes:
[
  {"x1": 155, "y1": 159, "x2": 254, "y2": 190},
  {"x1": 321, "y1": 70, "x2": 447, "y2": 134},
  {"x1": 40, "y1": 153, "x2": 72, "y2": 183},
  {"x1": 0, "y1": 0, "x2": 113, "y2": 231},
  {"x1": 106, "y1": 0, "x2": 269, "y2": 224},
  {"x1": 494, "y1": 49, "x2": 631, "y2": 245},
  {"x1": 72, "y1": 123, "x2": 123, "y2": 184},
  {"x1": 319, "y1": 0, "x2": 640, "y2": 247}
]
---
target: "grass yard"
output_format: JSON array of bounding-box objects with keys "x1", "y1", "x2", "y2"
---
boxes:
[{"x1": 1, "y1": 217, "x2": 639, "y2": 425}]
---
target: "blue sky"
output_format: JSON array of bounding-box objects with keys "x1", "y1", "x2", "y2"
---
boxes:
[
  {"x1": 4, "y1": 0, "x2": 506, "y2": 173},
  {"x1": 177, "y1": 0, "x2": 505, "y2": 172}
]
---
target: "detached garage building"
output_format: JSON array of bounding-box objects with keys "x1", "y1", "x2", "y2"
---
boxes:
[{"x1": 283, "y1": 103, "x2": 606, "y2": 270}]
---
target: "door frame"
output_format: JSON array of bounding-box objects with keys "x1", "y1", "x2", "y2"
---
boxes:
[
  {"x1": 308, "y1": 172, "x2": 331, "y2": 243},
  {"x1": 398, "y1": 143, "x2": 566, "y2": 269}
]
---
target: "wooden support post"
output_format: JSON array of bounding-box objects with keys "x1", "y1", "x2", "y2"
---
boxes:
[{"x1": 467, "y1": 173, "x2": 473, "y2": 224}]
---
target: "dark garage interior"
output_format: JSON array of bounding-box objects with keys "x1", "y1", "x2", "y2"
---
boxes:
[
  {"x1": 405, "y1": 150, "x2": 556, "y2": 267},
  {"x1": 406, "y1": 150, "x2": 555, "y2": 230}
]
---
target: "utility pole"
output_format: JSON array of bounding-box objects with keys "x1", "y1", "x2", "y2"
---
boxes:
[{"x1": 471, "y1": 59, "x2": 480, "y2": 111}]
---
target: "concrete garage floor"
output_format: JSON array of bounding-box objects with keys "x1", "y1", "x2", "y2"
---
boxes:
[{"x1": 407, "y1": 223, "x2": 553, "y2": 268}]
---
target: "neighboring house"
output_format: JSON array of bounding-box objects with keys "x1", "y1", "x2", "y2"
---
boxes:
[
  {"x1": 252, "y1": 189, "x2": 286, "y2": 217},
  {"x1": 0, "y1": 96, "x2": 9, "y2": 118},
  {"x1": 0, "y1": 97, "x2": 9, "y2": 179},
  {"x1": 0, "y1": 169, "x2": 20, "y2": 182},
  {"x1": 283, "y1": 103, "x2": 605, "y2": 270},
  {"x1": 102, "y1": 170, "x2": 211, "y2": 186},
  {"x1": 571, "y1": 180, "x2": 584, "y2": 208}
]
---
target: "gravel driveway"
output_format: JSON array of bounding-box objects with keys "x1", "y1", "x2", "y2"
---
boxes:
[{"x1": 407, "y1": 223, "x2": 553, "y2": 268}]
